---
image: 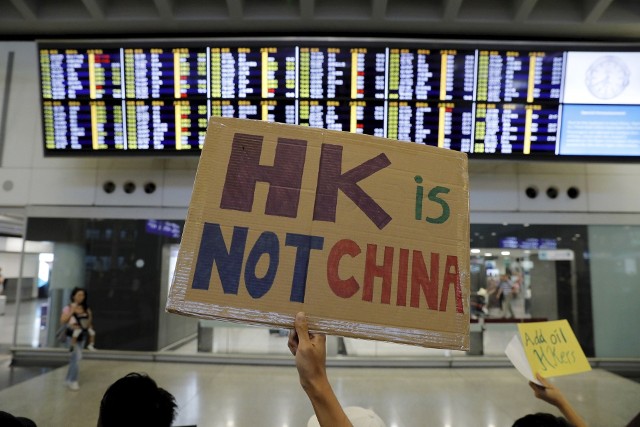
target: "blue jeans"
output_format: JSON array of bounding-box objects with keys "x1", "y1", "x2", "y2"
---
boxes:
[{"x1": 65, "y1": 337, "x2": 85, "y2": 382}]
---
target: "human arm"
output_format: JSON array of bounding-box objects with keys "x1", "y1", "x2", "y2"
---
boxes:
[
  {"x1": 59, "y1": 303, "x2": 78, "y2": 325},
  {"x1": 288, "y1": 312, "x2": 353, "y2": 427},
  {"x1": 528, "y1": 373, "x2": 587, "y2": 427}
]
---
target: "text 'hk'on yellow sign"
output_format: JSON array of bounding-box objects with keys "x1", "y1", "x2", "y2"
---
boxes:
[{"x1": 518, "y1": 319, "x2": 591, "y2": 378}]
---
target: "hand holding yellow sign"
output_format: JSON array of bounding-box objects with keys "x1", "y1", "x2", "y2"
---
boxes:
[{"x1": 517, "y1": 319, "x2": 591, "y2": 378}]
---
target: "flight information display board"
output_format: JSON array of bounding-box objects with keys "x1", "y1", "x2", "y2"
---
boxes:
[
  {"x1": 473, "y1": 103, "x2": 559, "y2": 154},
  {"x1": 387, "y1": 101, "x2": 474, "y2": 151},
  {"x1": 475, "y1": 50, "x2": 564, "y2": 103},
  {"x1": 42, "y1": 100, "x2": 125, "y2": 151},
  {"x1": 387, "y1": 48, "x2": 476, "y2": 101},
  {"x1": 40, "y1": 48, "x2": 124, "y2": 100},
  {"x1": 38, "y1": 40, "x2": 640, "y2": 160}
]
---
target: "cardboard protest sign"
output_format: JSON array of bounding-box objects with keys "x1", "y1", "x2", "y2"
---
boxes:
[
  {"x1": 506, "y1": 320, "x2": 591, "y2": 381},
  {"x1": 167, "y1": 117, "x2": 470, "y2": 350}
]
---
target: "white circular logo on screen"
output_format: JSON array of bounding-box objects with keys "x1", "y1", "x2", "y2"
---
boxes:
[{"x1": 585, "y1": 55, "x2": 630, "y2": 100}]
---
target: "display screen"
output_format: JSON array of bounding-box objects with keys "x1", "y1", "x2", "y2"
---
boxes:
[{"x1": 38, "y1": 39, "x2": 640, "y2": 160}]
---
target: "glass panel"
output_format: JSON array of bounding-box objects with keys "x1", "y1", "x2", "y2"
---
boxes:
[
  {"x1": 14, "y1": 218, "x2": 626, "y2": 360},
  {"x1": 17, "y1": 218, "x2": 196, "y2": 351},
  {"x1": 589, "y1": 225, "x2": 640, "y2": 357},
  {"x1": 0, "y1": 209, "x2": 28, "y2": 349},
  {"x1": 469, "y1": 223, "x2": 593, "y2": 356}
]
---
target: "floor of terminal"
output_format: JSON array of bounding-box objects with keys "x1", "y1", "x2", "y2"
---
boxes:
[
  {"x1": 1, "y1": 299, "x2": 639, "y2": 427},
  {"x1": 0, "y1": 360, "x2": 638, "y2": 427}
]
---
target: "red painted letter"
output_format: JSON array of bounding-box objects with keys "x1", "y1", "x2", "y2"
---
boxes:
[
  {"x1": 439, "y1": 255, "x2": 464, "y2": 313},
  {"x1": 327, "y1": 239, "x2": 361, "y2": 299},
  {"x1": 396, "y1": 248, "x2": 409, "y2": 307},
  {"x1": 363, "y1": 244, "x2": 394, "y2": 304},
  {"x1": 410, "y1": 251, "x2": 439, "y2": 310}
]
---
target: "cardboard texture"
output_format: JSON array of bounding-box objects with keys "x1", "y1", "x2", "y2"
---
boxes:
[{"x1": 167, "y1": 117, "x2": 470, "y2": 350}]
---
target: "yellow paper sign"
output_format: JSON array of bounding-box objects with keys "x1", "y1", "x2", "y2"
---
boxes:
[{"x1": 518, "y1": 319, "x2": 591, "y2": 377}]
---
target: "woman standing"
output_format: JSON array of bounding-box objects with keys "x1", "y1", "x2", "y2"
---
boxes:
[
  {"x1": 0, "y1": 266, "x2": 5, "y2": 295},
  {"x1": 59, "y1": 287, "x2": 96, "y2": 391}
]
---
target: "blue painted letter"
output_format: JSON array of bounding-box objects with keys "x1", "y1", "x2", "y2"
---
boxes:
[
  {"x1": 245, "y1": 232, "x2": 280, "y2": 299},
  {"x1": 192, "y1": 223, "x2": 247, "y2": 294},
  {"x1": 286, "y1": 233, "x2": 325, "y2": 303}
]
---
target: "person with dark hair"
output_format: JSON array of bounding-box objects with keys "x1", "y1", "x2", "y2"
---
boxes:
[
  {"x1": 0, "y1": 411, "x2": 37, "y2": 427},
  {"x1": 0, "y1": 266, "x2": 5, "y2": 293},
  {"x1": 513, "y1": 412, "x2": 571, "y2": 427},
  {"x1": 59, "y1": 287, "x2": 96, "y2": 390},
  {"x1": 64, "y1": 287, "x2": 97, "y2": 351},
  {"x1": 512, "y1": 373, "x2": 588, "y2": 427},
  {"x1": 97, "y1": 372, "x2": 177, "y2": 427}
]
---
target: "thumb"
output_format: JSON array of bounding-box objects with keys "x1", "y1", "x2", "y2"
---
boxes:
[
  {"x1": 294, "y1": 312, "x2": 310, "y2": 344},
  {"x1": 536, "y1": 372, "x2": 551, "y2": 387}
]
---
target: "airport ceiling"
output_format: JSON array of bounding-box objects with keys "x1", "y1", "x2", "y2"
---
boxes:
[{"x1": 1, "y1": 0, "x2": 639, "y2": 41}]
